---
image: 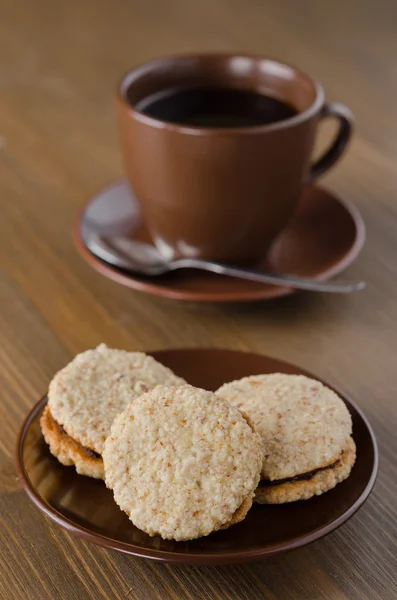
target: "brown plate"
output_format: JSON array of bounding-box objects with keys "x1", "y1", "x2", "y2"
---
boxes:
[
  {"x1": 74, "y1": 182, "x2": 365, "y2": 302},
  {"x1": 16, "y1": 349, "x2": 377, "y2": 565}
]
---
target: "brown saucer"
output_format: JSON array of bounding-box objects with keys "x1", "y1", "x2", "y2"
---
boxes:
[
  {"x1": 16, "y1": 349, "x2": 377, "y2": 565},
  {"x1": 74, "y1": 182, "x2": 365, "y2": 303}
]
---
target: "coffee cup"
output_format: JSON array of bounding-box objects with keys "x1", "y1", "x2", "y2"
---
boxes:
[{"x1": 116, "y1": 53, "x2": 353, "y2": 264}]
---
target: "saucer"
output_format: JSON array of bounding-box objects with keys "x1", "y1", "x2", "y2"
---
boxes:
[
  {"x1": 74, "y1": 181, "x2": 365, "y2": 302},
  {"x1": 16, "y1": 349, "x2": 378, "y2": 565}
]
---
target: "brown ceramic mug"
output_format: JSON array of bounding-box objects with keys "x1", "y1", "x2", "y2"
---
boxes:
[{"x1": 116, "y1": 54, "x2": 353, "y2": 264}]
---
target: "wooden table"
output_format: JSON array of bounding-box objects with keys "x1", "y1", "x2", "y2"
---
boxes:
[{"x1": 1, "y1": 0, "x2": 396, "y2": 598}]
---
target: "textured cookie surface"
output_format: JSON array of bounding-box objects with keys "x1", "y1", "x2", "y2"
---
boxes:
[
  {"x1": 103, "y1": 384, "x2": 262, "y2": 541},
  {"x1": 216, "y1": 373, "x2": 352, "y2": 480},
  {"x1": 220, "y1": 495, "x2": 253, "y2": 529},
  {"x1": 48, "y1": 344, "x2": 186, "y2": 454},
  {"x1": 40, "y1": 405, "x2": 104, "y2": 479},
  {"x1": 255, "y1": 437, "x2": 356, "y2": 504}
]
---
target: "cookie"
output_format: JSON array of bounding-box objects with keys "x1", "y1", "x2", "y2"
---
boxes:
[
  {"x1": 47, "y1": 344, "x2": 186, "y2": 455},
  {"x1": 40, "y1": 405, "x2": 104, "y2": 479},
  {"x1": 220, "y1": 495, "x2": 253, "y2": 529},
  {"x1": 217, "y1": 373, "x2": 353, "y2": 481},
  {"x1": 103, "y1": 384, "x2": 263, "y2": 541},
  {"x1": 254, "y1": 437, "x2": 356, "y2": 504}
]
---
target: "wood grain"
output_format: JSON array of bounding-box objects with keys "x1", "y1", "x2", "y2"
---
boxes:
[{"x1": 1, "y1": 0, "x2": 396, "y2": 597}]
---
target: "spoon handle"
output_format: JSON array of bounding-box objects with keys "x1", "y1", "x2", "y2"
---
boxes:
[{"x1": 174, "y1": 259, "x2": 365, "y2": 293}]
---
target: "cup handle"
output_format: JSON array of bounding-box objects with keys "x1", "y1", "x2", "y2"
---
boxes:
[{"x1": 310, "y1": 102, "x2": 354, "y2": 180}]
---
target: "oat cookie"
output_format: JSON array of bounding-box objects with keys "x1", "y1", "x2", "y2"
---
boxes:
[
  {"x1": 216, "y1": 373, "x2": 353, "y2": 481},
  {"x1": 40, "y1": 405, "x2": 104, "y2": 479},
  {"x1": 47, "y1": 344, "x2": 186, "y2": 455},
  {"x1": 255, "y1": 437, "x2": 356, "y2": 504},
  {"x1": 103, "y1": 385, "x2": 263, "y2": 541}
]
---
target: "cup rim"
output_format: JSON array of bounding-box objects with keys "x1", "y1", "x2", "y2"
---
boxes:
[{"x1": 116, "y1": 52, "x2": 325, "y2": 135}]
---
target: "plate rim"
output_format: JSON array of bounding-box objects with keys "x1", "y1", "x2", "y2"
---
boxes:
[
  {"x1": 16, "y1": 348, "x2": 378, "y2": 565},
  {"x1": 73, "y1": 181, "x2": 366, "y2": 303}
]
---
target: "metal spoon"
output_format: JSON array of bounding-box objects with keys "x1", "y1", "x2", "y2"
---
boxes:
[{"x1": 85, "y1": 232, "x2": 365, "y2": 293}]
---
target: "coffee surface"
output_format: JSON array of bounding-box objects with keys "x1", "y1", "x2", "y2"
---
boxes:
[{"x1": 134, "y1": 87, "x2": 297, "y2": 127}]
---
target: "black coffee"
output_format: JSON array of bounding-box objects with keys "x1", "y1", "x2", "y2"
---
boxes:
[{"x1": 134, "y1": 87, "x2": 297, "y2": 128}]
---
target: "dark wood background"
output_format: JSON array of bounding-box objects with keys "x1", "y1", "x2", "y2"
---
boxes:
[{"x1": 1, "y1": 0, "x2": 396, "y2": 598}]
